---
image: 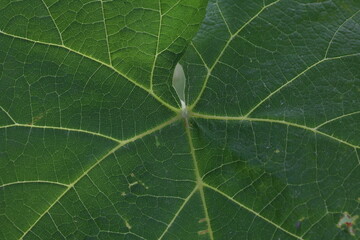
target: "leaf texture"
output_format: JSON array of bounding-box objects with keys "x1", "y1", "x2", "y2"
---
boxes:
[{"x1": 1, "y1": 0, "x2": 360, "y2": 240}]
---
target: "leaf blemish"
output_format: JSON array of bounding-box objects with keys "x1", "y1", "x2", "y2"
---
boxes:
[
  {"x1": 198, "y1": 218, "x2": 207, "y2": 223},
  {"x1": 337, "y1": 212, "x2": 358, "y2": 236},
  {"x1": 295, "y1": 217, "x2": 305, "y2": 230},
  {"x1": 125, "y1": 220, "x2": 132, "y2": 230},
  {"x1": 31, "y1": 112, "x2": 45, "y2": 124},
  {"x1": 155, "y1": 136, "x2": 160, "y2": 147},
  {"x1": 198, "y1": 229, "x2": 209, "y2": 235},
  {"x1": 128, "y1": 173, "x2": 149, "y2": 189},
  {"x1": 128, "y1": 181, "x2": 139, "y2": 188}
]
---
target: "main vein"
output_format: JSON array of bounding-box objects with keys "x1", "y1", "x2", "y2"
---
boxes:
[
  {"x1": 184, "y1": 118, "x2": 215, "y2": 240},
  {"x1": 19, "y1": 116, "x2": 180, "y2": 239},
  {"x1": 192, "y1": 112, "x2": 360, "y2": 149}
]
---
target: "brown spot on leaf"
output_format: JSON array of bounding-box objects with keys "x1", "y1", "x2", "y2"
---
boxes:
[
  {"x1": 198, "y1": 229, "x2": 209, "y2": 235},
  {"x1": 31, "y1": 112, "x2": 45, "y2": 124},
  {"x1": 198, "y1": 218, "x2": 207, "y2": 223}
]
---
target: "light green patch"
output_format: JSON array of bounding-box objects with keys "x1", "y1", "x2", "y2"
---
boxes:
[
  {"x1": 155, "y1": 135, "x2": 161, "y2": 147},
  {"x1": 172, "y1": 63, "x2": 186, "y2": 103}
]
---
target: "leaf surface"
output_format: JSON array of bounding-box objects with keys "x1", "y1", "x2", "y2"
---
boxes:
[{"x1": 1, "y1": 0, "x2": 360, "y2": 239}]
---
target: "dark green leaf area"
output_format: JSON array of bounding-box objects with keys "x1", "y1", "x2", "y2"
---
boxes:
[{"x1": 190, "y1": 118, "x2": 360, "y2": 240}]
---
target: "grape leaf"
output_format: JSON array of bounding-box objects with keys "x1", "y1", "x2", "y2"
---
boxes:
[{"x1": 1, "y1": 0, "x2": 360, "y2": 239}]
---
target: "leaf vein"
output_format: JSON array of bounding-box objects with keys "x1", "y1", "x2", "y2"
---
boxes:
[
  {"x1": 39, "y1": 0, "x2": 64, "y2": 45},
  {"x1": 0, "y1": 181, "x2": 69, "y2": 189},
  {"x1": 19, "y1": 116, "x2": 180, "y2": 239},
  {"x1": 0, "y1": 30, "x2": 179, "y2": 113},
  {"x1": 324, "y1": 9, "x2": 360, "y2": 58},
  {"x1": 315, "y1": 110, "x2": 360, "y2": 129},
  {"x1": 150, "y1": 0, "x2": 163, "y2": 91},
  {"x1": 158, "y1": 186, "x2": 198, "y2": 240},
  {"x1": 0, "y1": 105, "x2": 17, "y2": 124},
  {"x1": 244, "y1": 53, "x2": 360, "y2": 117},
  {"x1": 185, "y1": 119, "x2": 215, "y2": 240},
  {"x1": 192, "y1": 113, "x2": 360, "y2": 149},
  {"x1": 0, "y1": 123, "x2": 122, "y2": 143},
  {"x1": 203, "y1": 183, "x2": 304, "y2": 240},
  {"x1": 99, "y1": 0, "x2": 112, "y2": 65},
  {"x1": 190, "y1": 0, "x2": 281, "y2": 109}
]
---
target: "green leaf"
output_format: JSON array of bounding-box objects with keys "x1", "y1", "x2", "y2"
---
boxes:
[{"x1": 1, "y1": 0, "x2": 360, "y2": 239}]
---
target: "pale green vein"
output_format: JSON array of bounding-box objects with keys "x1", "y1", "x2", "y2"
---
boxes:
[
  {"x1": 4, "y1": 216, "x2": 24, "y2": 238},
  {"x1": 230, "y1": 172, "x2": 267, "y2": 199},
  {"x1": 327, "y1": 52, "x2": 360, "y2": 60},
  {"x1": 244, "y1": 59, "x2": 324, "y2": 117},
  {"x1": 19, "y1": 144, "x2": 122, "y2": 239},
  {"x1": 190, "y1": 0, "x2": 281, "y2": 109},
  {"x1": 99, "y1": 0, "x2": 112, "y2": 65},
  {"x1": 158, "y1": 185, "x2": 198, "y2": 240},
  {"x1": 150, "y1": 0, "x2": 163, "y2": 91},
  {"x1": 0, "y1": 123, "x2": 122, "y2": 143},
  {"x1": 355, "y1": 148, "x2": 360, "y2": 165},
  {"x1": 248, "y1": 117, "x2": 360, "y2": 149},
  {"x1": 244, "y1": 53, "x2": 360, "y2": 118},
  {"x1": 315, "y1": 110, "x2": 360, "y2": 129},
  {"x1": 0, "y1": 180, "x2": 69, "y2": 189},
  {"x1": 201, "y1": 159, "x2": 243, "y2": 181},
  {"x1": 190, "y1": 41, "x2": 210, "y2": 70},
  {"x1": 237, "y1": 35, "x2": 275, "y2": 53},
  {"x1": 203, "y1": 183, "x2": 304, "y2": 240},
  {"x1": 215, "y1": 1, "x2": 232, "y2": 35},
  {"x1": 185, "y1": 118, "x2": 214, "y2": 240},
  {"x1": 324, "y1": 9, "x2": 360, "y2": 58},
  {"x1": 19, "y1": 116, "x2": 180, "y2": 239},
  {"x1": 0, "y1": 105, "x2": 17, "y2": 124},
  {"x1": 78, "y1": 175, "x2": 129, "y2": 232},
  {"x1": 150, "y1": 0, "x2": 184, "y2": 90},
  {"x1": 191, "y1": 112, "x2": 360, "y2": 149},
  {"x1": 39, "y1": 0, "x2": 64, "y2": 45},
  {"x1": 0, "y1": 30, "x2": 180, "y2": 113},
  {"x1": 300, "y1": 214, "x2": 328, "y2": 239},
  {"x1": 162, "y1": 0, "x2": 182, "y2": 16}
]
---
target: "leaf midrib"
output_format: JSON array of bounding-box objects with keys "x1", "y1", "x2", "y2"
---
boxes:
[{"x1": 157, "y1": 115, "x2": 305, "y2": 239}]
